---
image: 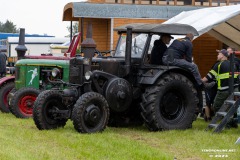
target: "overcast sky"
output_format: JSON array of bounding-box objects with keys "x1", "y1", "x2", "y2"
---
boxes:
[{"x1": 0, "y1": 0, "x2": 85, "y2": 37}]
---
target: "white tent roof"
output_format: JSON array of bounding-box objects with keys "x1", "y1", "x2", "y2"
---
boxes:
[{"x1": 164, "y1": 5, "x2": 240, "y2": 49}]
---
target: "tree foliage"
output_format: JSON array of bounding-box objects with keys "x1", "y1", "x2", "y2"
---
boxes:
[
  {"x1": 66, "y1": 22, "x2": 78, "y2": 37},
  {"x1": 0, "y1": 20, "x2": 19, "y2": 33}
]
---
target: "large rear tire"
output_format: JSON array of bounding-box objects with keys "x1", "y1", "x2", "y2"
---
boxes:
[
  {"x1": 72, "y1": 92, "x2": 109, "y2": 133},
  {"x1": 0, "y1": 82, "x2": 14, "y2": 113},
  {"x1": 33, "y1": 90, "x2": 68, "y2": 130},
  {"x1": 10, "y1": 87, "x2": 40, "y2": 118},
  {"x1": 141, "y1": 73, "x2": 198, "y2": 131}
]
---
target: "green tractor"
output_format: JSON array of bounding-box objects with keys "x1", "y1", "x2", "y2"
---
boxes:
[
  {"x1": 33, "y1": 23, "x2": 202, "y2": 133},
  {"x1": 0, "y1": 28, "x2": 81, "y2": 118},
  {"x1": 9, "y1": 59, "x2": 70, "y2": 118}
]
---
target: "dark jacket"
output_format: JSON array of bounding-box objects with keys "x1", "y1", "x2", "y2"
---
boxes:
[
  {"x1": 206, "y1": 60, "x2": 238, "y2": 91},
  {"x1": 233, "y1": 55, "x2": 240, "y2": 71},
  {"x1": 150, "y1": 40, "x2": 167, "y2": 65},
  {"x1": 163, "y1": 37, "x2": 193, "y2": 63}
]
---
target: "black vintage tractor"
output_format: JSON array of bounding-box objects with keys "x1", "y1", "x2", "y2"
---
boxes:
[{"x1": 33, "y1": 23, "x2": 202, "y2": 133}]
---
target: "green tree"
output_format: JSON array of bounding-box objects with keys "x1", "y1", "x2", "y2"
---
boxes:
[
  {"x1": 0, "y1": 20, "x2": 19, "y2": 33},
  {"x1": 66, "y1": 22, "x2": 78, "y2": 37}
]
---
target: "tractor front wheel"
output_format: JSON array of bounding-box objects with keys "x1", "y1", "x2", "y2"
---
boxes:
[
  {"x1": 10, "y1": 87, "x2": 40, "y2": 118},
  {"x1": 33, "y1": 90, "x2": 68, "y2": 130},
  {"x1": 72, "y1": 92, "x2": 109, "y2": 133}
]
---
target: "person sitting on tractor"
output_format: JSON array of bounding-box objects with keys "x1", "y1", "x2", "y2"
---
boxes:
[
  {"x1": 162, "y1": 33, "x2": 214, "y2": 89},
  {"x1": 150, "y1": 33, "x2": 173, "y2": 65}
]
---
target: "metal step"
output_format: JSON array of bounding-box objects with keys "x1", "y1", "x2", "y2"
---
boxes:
[
  {"x1": 208, "y1": 124, "x2": 218, "y2": 128},
  {"x1": 224, "y1": 100, "x2": 235, "y2": 105},
  {"x1": 216, "y1": 112, "x2": 227, "y2": 117},
  {"x1": 233, "y1": 92, "x2": 240, "y2": 97},
  {"x1": 205, "y1": 99, "x2": 240, "y2": 133}
]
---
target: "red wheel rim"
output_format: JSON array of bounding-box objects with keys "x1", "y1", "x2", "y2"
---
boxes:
[{"x1": 18, "y1": 95, "x2": 37, "y2": 116}]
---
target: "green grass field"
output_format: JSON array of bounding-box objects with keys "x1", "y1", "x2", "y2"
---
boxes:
[{"x1": 0, "y1": 113, "x2": 239, "y2": 160}]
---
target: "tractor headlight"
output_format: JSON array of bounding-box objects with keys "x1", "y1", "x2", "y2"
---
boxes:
[
  {"x1": 85, "y1": 71, "x2": 92, "y2": 81},
  {"x1": 83, "y1": 58, "x2": 90, "y2": 65},
  {"x1": 52, "y1": 68, "x2": 61, "y2": 77}
]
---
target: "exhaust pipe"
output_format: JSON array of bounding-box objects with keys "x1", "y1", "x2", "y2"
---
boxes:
[
  {"x1": 15, "y1": 28, "x2": 27, "y2": 60},
  {"x1": 125, "y1": 26, "x2": 132, "y2": 76},
  {"x1": 81, "y1": 23, "x2": 96, "y2": 65},
  {"x1": 80, "y1": 23, "x2": 97, "y2": 92}
]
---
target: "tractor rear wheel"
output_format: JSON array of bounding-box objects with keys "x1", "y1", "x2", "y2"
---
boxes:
[
  {"x1": 10, "y1": 87, "x2": 40, "y2": 118},
  {"x1": 33, "y1": 90, "x2": 68, "y2": 130},
  {"x1": 72, "y1": 92, "x2": 109, "y2": 133},
  {"x1": 0, "y1": 82, "x2": 14, "y2": 113},
  {"x1": 141, "y1": 73, "x2": 198, "y2": 131}
]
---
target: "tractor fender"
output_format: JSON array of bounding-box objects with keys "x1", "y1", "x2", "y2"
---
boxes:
[
  {"x1": 138, "y1": 69, "x2": 166, "y2": 85},
  {"x1": 92, "y1": 70, "x2": 118, "y2": 80},
  {"x1": 92, "y1": 70, "x2": 118, "y2": 94},
  {"x1": 0, "y1": 76, "x2": 15, "y2": 86},
  {"x1": 138, "y1": 66, "x2": 197, "y2": 85}
]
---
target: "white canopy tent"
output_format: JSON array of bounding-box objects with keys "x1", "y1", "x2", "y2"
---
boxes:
[{"x1": 164, "y1": 5, "x2": 240, "y2": 49}]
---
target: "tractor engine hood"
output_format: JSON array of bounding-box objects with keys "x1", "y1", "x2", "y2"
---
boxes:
[{"x1": 92, "y1": 57, "x2": 125, "y2": 76}]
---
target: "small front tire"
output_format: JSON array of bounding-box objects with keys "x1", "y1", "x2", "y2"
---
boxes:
[
  {"x1": 72, "y1": 92, "x2": 109, "y2": 133},
  {"x1": 10, "y1": 87, "x2": 40, "y2": 118},
  {"x1": 33, "y1": 90, "x2": 68, "y2": 130}
]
